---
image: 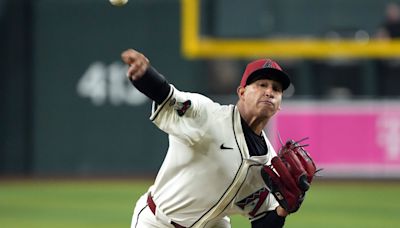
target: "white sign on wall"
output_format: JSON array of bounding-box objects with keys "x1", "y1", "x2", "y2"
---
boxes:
[{"x1": 77, "y1": 61, "x2": 148, "y2": 106}]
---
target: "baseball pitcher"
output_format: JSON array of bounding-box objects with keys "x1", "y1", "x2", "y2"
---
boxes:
[{"x1": 121, "y1": 49, "x2": 317, "y2": 228}]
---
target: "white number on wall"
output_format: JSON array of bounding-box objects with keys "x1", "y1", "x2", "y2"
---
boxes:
[{"x1": 77, "y1": 61, "x2": 147, "y2": 106}]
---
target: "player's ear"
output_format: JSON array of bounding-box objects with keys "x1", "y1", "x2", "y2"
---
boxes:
[
  {"x1": 276, "y1": 98, "x2": 282, "y2": 111},
  {"x1": 237, "y1": 86, "x2": 245, "y2": 98}
]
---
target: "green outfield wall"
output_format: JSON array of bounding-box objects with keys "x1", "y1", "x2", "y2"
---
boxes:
[{"x1": 1, "y1": 0, "x2": 400, "y2": 176}]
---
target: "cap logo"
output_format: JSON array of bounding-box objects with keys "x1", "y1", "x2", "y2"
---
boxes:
[{"x1": 263, "y1": 60, "x2": 273, "y2": 68}]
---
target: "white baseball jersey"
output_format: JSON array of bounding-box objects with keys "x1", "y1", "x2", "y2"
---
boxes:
[{"x1": 132, "y1": 85, "x2": 279, "y2": 228}]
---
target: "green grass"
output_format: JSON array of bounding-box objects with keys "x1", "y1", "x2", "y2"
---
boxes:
[{"x1": 1, "y1": 179, "x2": 400, "y2": 227}]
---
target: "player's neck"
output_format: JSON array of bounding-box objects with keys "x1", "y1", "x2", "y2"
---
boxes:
[
  {"x1": 237, "y1": 104, "x2": 269, "y2": 135},
  {"x1": 244, "y1": 117, "x2": 268, "y2": 135}
]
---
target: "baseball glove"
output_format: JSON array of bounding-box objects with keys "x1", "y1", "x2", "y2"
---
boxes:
[{"x1": 261, "y1": 138, "x2": 318, "y2": 213}]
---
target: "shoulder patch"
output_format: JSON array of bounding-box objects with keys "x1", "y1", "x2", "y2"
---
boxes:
[
  {"x1": 174, "y1": 100, "x2": 191, "y2": 116},
  {"x1": 169, "y1": 98, "x2": 176, "y2": 106}
]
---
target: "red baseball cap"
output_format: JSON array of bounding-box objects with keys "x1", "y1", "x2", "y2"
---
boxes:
[{"x1": 240, "y1": 59, "x2": 291, "y2": 90}]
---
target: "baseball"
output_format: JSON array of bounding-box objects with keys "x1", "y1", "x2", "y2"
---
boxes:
[{"x1": 109, "y1": 0, "x2": 128, "y2": 6}]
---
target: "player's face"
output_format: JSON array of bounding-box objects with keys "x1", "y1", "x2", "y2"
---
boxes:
[{"x1": 240, "y1": 78, "x2": 283, "y2": 118}]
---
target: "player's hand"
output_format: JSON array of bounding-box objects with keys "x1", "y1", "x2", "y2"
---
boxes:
[
  {"x1": 276, "y1": 206, "x2": 288, "y2": 217},
  {"x1": 121, "y1": 49, "x2": 150, "y2": 81}
]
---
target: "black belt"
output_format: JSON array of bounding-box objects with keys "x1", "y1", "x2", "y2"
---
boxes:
[{"x1": 147, "y1": 193, "x2": 187, "y2": 228}]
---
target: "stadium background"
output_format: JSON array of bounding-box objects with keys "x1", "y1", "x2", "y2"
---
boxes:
[{"x1": 1, "y1": 0, "x2": 400, "y2": 227}]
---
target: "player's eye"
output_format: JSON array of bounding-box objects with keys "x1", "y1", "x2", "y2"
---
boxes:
[
  {"x1": 273, "y1": 86, "x2": 281, "y2": 92},
  {"x1": 257, "y1": 81, "x2": 267, "y2": 87},
  {"x1": 272, "y1": 83, "x2": 283, "y2": 92}
]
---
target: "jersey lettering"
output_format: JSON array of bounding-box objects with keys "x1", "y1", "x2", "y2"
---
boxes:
[{"x1": 235, "y1": 187, "x2": 270, "y2": 217}]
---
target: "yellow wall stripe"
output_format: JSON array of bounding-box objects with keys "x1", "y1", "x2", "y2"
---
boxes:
[{"x1": 181, "y1": 0, "x2": 400, "y2": 59}]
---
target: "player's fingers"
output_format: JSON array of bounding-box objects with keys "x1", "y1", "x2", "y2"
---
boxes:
[
  {"x1": 121, "y1": 49, "x2": 135, "y2": 64},
  {"x1": 127, "y1": 61, "x2": 148, "y2": 81},
  {"x1": 127, "y1": 63, "x2": 140, "y2": 78},
  {"x1": 121, "y1": 49, "x2": 145, "y2": 65}
]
